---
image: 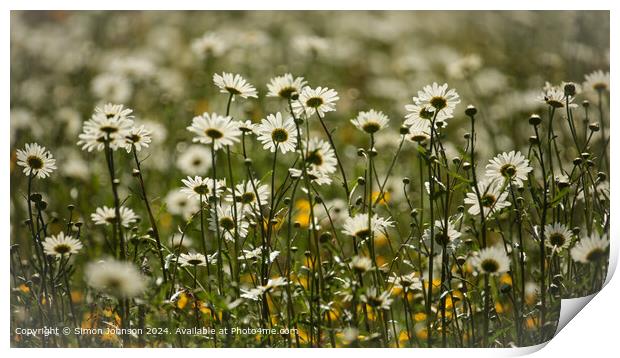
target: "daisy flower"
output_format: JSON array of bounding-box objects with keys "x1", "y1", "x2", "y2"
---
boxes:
[
  {"x1": 464, "y1": 181, "x2": 510, "y2": 217},
  {"x1": 77, "y1": 104, "x2": 134, "y2": 152},
  {"x1": 413, "y1": 82, "x2": 460, "y2": 115},
  {"x1": 85, "y1": 259, "x2": 146, "y2": 298},
  {"x1": 583, "y1": 70, "x2": 610, "y2": 92},
  {"x1": 361, "y1": 288, "x2": 393, "y2": 310},
  {"x1": 42, "y1": 232, "x2": 83, "y2": 257},
  {"x1": 350, "y1": 109, "x2": 390, "y2": 134},
  {"x1": 187, "y1": 113, "x2": 241, "y2": 151},
  {"x1": 209, "y1": 204, "x2": 249, "y2": 242},
  {"x1": 342, "y1": 213, "x2": 394, "y2": 239},
  {"x1": 404, "y1": 103, "x2": 451, "y2": 128},
  {"x1": 181, "y1": 176, "x2": 226, "y2": 202},
  {"x1": 226, "y1": 179, "x2": 270, "y2": 215},
  {"x1": 471, "y1": 246, "x2": 511, "y2": 275},
  {"x1": 537, "y1": 82, "x2": 577, "y2": 108},
  {"x1": 303, "y1": 138, "x2": 337, "y2": 174},
  {"x1": 178, "y1": 252, "x2": 207, "y2": 267},
  {"x1": 266, "y1": 73, "x2": 307, "y2": 100},
  {"x1": 350, "y1": 255, "x2": 372, "y2": 274},
  {"x1": 293, "y1": 86, "x2": 339, "y2": 117},
  {"x1": 423, "y1": 219, "x2": 462, "y2": 254},
  {"x1": 288, "y1": 167, "x2": 333, "y2": 186},
  {"x1": 239, "y1": 247, "x2": 280, "y2": 263},
  {"x1": 571, "y1": 232, "x2": 609, "y2": 264},
  {"x1": 388, "y1": 272, "x2": 422, "y2": 292},
  {"x1": 91, "y1": 206, "x2": 139, "y2": 228},
  {"x1": 122, "y1": 125, "x2": 152, "y2": 152},
  {"x1": 405, "y1": 122, "x2": 431, "y2": 143},
  {"x1": 241, "y1": 277, "x2": 288, "y2": 301},
  {"x1": 485, "y1": 150, "x2": 533, "y2": 187},
  {"x1": 544, "y1": 223, "x2": 573, "y2": 251},
  {"x1": 176, "y1": 144, "x2": 212, "y2": 176},
  {"x1": 165, "y1": 188, "x2": 200, "y2": 219},
  {"x1": 256, "y1": 112, "x2": 298, "y2": 154},
  {"x1": 191, "y1": 32, "x2": 227, "y2": 59},
  {"x1": 213, "y1": 72, "x2": 257, "y2": 99},
  {"x1": 16, "y1": 143, "x2": 57, "y2": 179}
]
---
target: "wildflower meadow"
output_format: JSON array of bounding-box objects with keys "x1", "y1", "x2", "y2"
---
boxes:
[{"x1": 10, "y1": 11, "x2": 610, "y2": 348}]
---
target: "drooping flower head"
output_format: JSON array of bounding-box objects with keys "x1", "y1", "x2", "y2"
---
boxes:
[
  {"x1": 267, "y1": 73, "x2": 307, "y2": 100},
  {"x1": 42, "y1": 232, "x2": 83, "y2": 257},
  {"x1": 213, "y1": 72, "x2": 258, "y2": 99},
  {"x1": 181, "y1": 176, "x2": 226, "y2": 202},
  {"x1": 351, "y1": 109, "x2": 390, "y2": 134},
  {"x1": 91, "y1": 206, "x2": 139, "y2": 228},
  {"x1": 583, "y1": 70, "x2": 610, "y2": 93}
]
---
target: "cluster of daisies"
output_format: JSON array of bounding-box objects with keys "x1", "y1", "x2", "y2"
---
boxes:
[{"x1": 12, "y1": 67, "x2": 610, "y2": 346}]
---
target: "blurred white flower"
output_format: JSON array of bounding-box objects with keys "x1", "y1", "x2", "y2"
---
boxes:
[
  {"x1": 91, "y1": 206, "x2": 139, "y2": 228},
  {"x1": 583, "y1": 69, "x2": 609, "y2": 92},
  {"x1": 178, "y1": 252, "x2": 207, "y2": 267},
  {"x1": 165, "y1": 188, "x2": 200, "y2": 219},
  {"x1": 85, "y1": 259, "x2": 146, "y2": 298},
  {"x1": 571, "y1": 231, "x2": 609, "y2": 264},
  {"x1": 176, "y1": 144, "x2": 212, "y2": 176}
]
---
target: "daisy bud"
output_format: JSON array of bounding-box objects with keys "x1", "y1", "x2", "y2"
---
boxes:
[
  {"x1": 294, "y1": 221, "x2": 301, "y2": 228},
  {"x1": 67, "y1": 204, "x2": 75, "y2": 211},
  {"x1": 572, "y1": 227, "x2": 580, "y2": 235},
  {"x1": 529, "y1": 136, "x2": 539, "y2": 145},
  {"x1": 357, "y1": 177, "x2": 366, "y2": 185},
  {"x1": 573, "y1": 157, "x2": 582, "y2": 165},
  {"x1": 291, "y1": 246, "x2": 298, "y2": 252},
  {"x1": 357, "y1": 148, "x2": 365, "y2": 157},
  {"x1": 582, "y1": 100, "x2": 590, "y2": 108},
  {"x1": 465, "y1": 105, "x2": 477, "y2": 117},
  {"x1": 563, "y1": 82, "x2": 576, "y2": 97},
  {"x1": 75, "y1": 221, "x2": 83, "y2": 228},
  {"x1": 29, "y1": 193, "x2": 42, "y2": 203},
  {"x1": 586, "y1": 160, "x2": 594, "y2": 167},
  {"x1": 113, "y1": 178, "x2": 120, "y2": 186},
  {"x1": 552, "y1": 274, "x2": 563, "y2": 284},
  {"x1": 132, "y1": 168, "x2": 140, "y2": 177},
  {"x1": 588, "y1": 122, "x2": 599, "y2": 132},
  {"x1": 355, "y1": 197, "x2": 363, "y2": 206},
  {"x1": 36, "y1": 200, "x2": 48, "y2": 211},
  {"x1": 130, "y1": 235, "x2": 141, "y2": 245},
  {"x1": 452, "y1": 157, "x2": 461, "y2": 165},
  {"x1": 597, "y1": 172, "x2": 607, "y2": 181},
  {"x1": 319, "y1": 232, "x2": 332, "y2": 243},
  {"x1": 462, "y1": 162, "x2": 471, "y2": 170},
  {"x1": 528, "y1": 114, "x2": 541, "y2": 126},
  {"x1": 580, "y1": 152, "x2": 590, "y2": 159},
  {"x1": 368, "y1": 149, "x2": 378, "y2": 157},
  {"x1": 464, "y1": 133, "x2": 471, "y2": 140},
  {"x1": 399, "y1": 126, "x2": 409, "y2": 135},
  {"x1": 549, "y1": 284, "x2": 560, "y2": 295},
  {"x1": 457, "y1": 205, "x2": 465, "y2": 213},
  {"x1": 456, "y1": 256, "x2": 467, "y2": 265},
  {"x1": 314, "y1": 195, "x2": 322, "y2": 204},
  {"x1": 402, "y1": 177, "x2": 410, "y2": 185},
  {"x1": 244, "y1": 158, "x2": 253, "y2": 166},
  {"x1": 283, "y1": 197, "x2": 291, "y2": 205},
  {"x1": 410, "y1": 209, "x2": 418, "y2": 218}
]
